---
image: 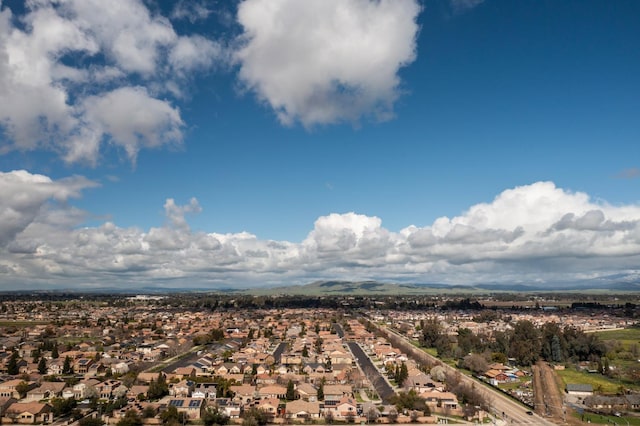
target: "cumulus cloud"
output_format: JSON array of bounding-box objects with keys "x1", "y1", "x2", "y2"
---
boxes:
[
  {"x1": 234, "y1": 0, "x2": 421, "y2": 127},
  {"x1": 0, "y1": 0, "x2": 221, "y2": 165},
  {"x1": 3, "y1": 173, "x2": 640, "y2": 289},
  {"x1": 0, "y1": 170, "x2": 97, "y2": 247}
]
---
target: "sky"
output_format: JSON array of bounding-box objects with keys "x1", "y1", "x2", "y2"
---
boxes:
[{"x1": 1, "y1": 0, "x2": 640, "y2": 290}]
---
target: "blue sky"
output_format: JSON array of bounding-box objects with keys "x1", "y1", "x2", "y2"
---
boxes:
[{"x1": 1, "y1": 0, "x2": 640, "y2": 289}]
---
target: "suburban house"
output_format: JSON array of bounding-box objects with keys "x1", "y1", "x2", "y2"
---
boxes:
[
  {"x1": 286, "y1": 400, "x2": 321, "y2": 419},
  {"x1": 167, "y1": 398, "x2": 204, "y2": 419},
  {"x1": 3, "y1": 402, "x2": 53, "y2": 424},
  {"x1": 192, "y1": 383, "x2": 216, "y2": 399}
]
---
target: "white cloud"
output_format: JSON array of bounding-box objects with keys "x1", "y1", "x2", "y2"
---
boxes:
[
  {"x1": 450, "y1": 0, "x2": 485, "y2": 13},
  {"x1": 0, "y1": 0, "x2": 221, "y2": 165},
  {"x1": 80, "y1": 86, "x2": 184, "y2": 163},
  {"x1": 0, "y1": 170, "x2": 97, "y2": 247},
  {"x1": 3, "y1": 174, "x2": 640, "y2": 289},
  {"x1": 234, "y1": 0, "x2": 421, "y2": 127},
  {"x1": 171, "y1": 0, "x2": 212, "y2": 23}
]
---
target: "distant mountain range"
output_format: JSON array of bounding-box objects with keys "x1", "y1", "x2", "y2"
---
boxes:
[
  {"x1": 6, "y1": 273, "x2": 640, "y2": 295},
  {"x1": 245, "y1": 276, "x2": 640, "y2": 295}
]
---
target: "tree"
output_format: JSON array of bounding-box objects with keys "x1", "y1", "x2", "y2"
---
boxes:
[
  {"x1": 509, "y1": 320, "x2": 540, "y2": 366},
  {"x1": 38, "y1": 357, "x2": 47, "y2": 375},
  {"x1": 367, "y1": 407, "x2": 378, "y2": 423},
  {"x1": 390, "y1": 390, "x2": 428, "y2": 412},
  {"x1": 394, "y1": 362, "x2": 408, "y2": 386},
  {"x1": 317, "y1": 380, "x2": 324, "y2": 401},
  {"x1": 117, "y1": 410, "x2": 142, "y2": 426},
  {"x1": 16, "y1": 381, "x2": 31, "y2": 399},
  {"x1": 63, "y1": 356, "x2": 74, "y2": 374},
  {"x1": 79, "y1": 418, "x2": 104, "y2": 426},
  {"x1": 51, "y1": 345, "x2": 59, "y2": 359},
  {"x1": 387, "y1": 408, "x2": 398, "y2": 424},
  {"x1": 142, "y1": 406, "x2": 157, "y2": 418},
  {"x1": 202, "y1": 407, "x2": 229, "y2": 426},
  {"x1": 430, "y1": 365, "x2": 446, "y2": 382},
  {"x1": 160, "y1": 405, "x2": 186, "y2": 425},
  {"x1": 420, "y1": 318, "x2": 442, "y2": 348},
  {"x1": 242, "y1": 408, "x2": 268, "y2": 426},
  {"x1": 7, "y1": 351, "x2": 20, "y2": 375},
  {"x1": 324, "y1": 410, "x2": 334, "y2": 424},
  {"x1": 462, "y1": 353, "x2": 488, "y2": 375},
  {"x1": 148, "y1": 373, "x2": 169, "y2": 400},
  {"x1": 51, "y1": 398, "x2": 77, "y2": 417},
  {"x1": 286, "y1": 379, "x2": 295, "y2": 401}
]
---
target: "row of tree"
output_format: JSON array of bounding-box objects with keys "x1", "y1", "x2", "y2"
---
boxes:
[{"x1": 420, "y1": 318, "x2": 606, "y2": 366}]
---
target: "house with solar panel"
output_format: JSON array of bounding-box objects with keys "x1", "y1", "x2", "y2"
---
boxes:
[{"x1": 167, "y1": 398, "x2": 204, "y2": 419}]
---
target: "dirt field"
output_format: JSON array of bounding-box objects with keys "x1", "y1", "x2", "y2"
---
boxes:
[{"x1": 533, "y1": 360, "x2": 578, "y2": 424}]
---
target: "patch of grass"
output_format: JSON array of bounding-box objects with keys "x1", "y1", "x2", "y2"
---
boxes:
[
  {"x1": 594, "y1": 328, "x2": 640, "y2": 342},
  {"x1": 557, "y1": 367, "x2": 621, "y2": 394},
  {"x1": 572, "y1": 412, "x2": 640, "y2": 425},
  {"x1": 498, "y1": 376, "x2": 530, "y2": 391},
  {"x1": 424, "y1": 348, "x2": 437, "y2": 357}
]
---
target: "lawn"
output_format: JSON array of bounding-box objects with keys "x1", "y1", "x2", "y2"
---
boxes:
[
  {"x1": 557, "y1": 367, "x2": 622, "y2": 394},
  {"x1": 594, "y1": 328, "x2": 640, "y2": 342},
  {"x1": 498, "y1": 376, "x2": 530, "y2": 392},
  {"x1": 572, "y1": 412, "x2": 640, "y2": 425}
]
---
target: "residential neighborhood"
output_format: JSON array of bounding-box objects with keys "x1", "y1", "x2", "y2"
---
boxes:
[{"x1": 0, "y1": 294, "x2": 637, "y2": 425}]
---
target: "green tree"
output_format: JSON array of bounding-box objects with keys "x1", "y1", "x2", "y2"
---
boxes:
[
  {"x1": 142, "y1": 406, "x2": 157, "y2": 418},
  {"x1": 202, "y1": 407, "x2": 229, "y2": 426},
  {"x1": 51, "y1": 397, "x2": 77, "y2": 417},
  {"x1": 63, "y1": 356, "x2": 74, "y2": 374},
  {"x1": 317, "y1": 380, "x2": 324, "y2": 401},
  {"x1": 38, "y1": 357, "x2": 47, "y2": 375},
  {"x1": 117, "y1": 410, "x2": 142, "y2": 426},
  {"x1": 160, "y1": 405, "x2": 186, "y2": 425},
  {"x1": 79, "y1": 417, "x2": 104, "y2": 426},
  {"x1": 148, "y1": 373, "x2": 169, "y2": 400},
  {"x1": 7, "y1": 351, "x2": 20, "y2": 375},
  {"x1": 241, "y1": 408, "x2": 268, "y2": 426},
  {"x1": 420, "y1": 318, "x2": 442, "y2": 348},
  {"x1": 51, "y1": 345, "x2": 59, "y2": 359},
  {"x1": 509, "y1": 320, "x2": 541, "y2": 366},
  {"x1": 16, "y1": 381, "x2": 31, "y2": 399},
  {"x1": 286, "y1": 379, "x2": 295, "y2": 401},
  {"x1": 390, "y1": 390, "x2": 428, "y2": 413}
]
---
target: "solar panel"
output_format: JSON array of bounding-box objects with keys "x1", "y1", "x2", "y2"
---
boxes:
[
  {"x1": 189, "y1": 400, "x2": 201, "y2": 407},
  {"x1": 170, "y1": 400, "x2": 184, "y2": 407}
]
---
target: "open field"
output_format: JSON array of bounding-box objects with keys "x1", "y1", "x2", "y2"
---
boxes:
[
  {"x1": 595, "y1": 328, "x2": 640, "y2": 348},
  {"x1": 572, "y1": 412, "x2": 640, "y2": 425},
  {"x1": 557, "y1": 367, "x2": 623, "y2": 394}
]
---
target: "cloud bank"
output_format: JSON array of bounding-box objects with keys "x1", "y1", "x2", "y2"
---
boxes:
[{"x1": 3, "y1": 170, "x2": 640, "y2": 289}]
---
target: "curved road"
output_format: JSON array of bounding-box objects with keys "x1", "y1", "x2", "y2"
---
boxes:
[{"x1": 377, "y1": 325, "x2": 557, "y2": 425}]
